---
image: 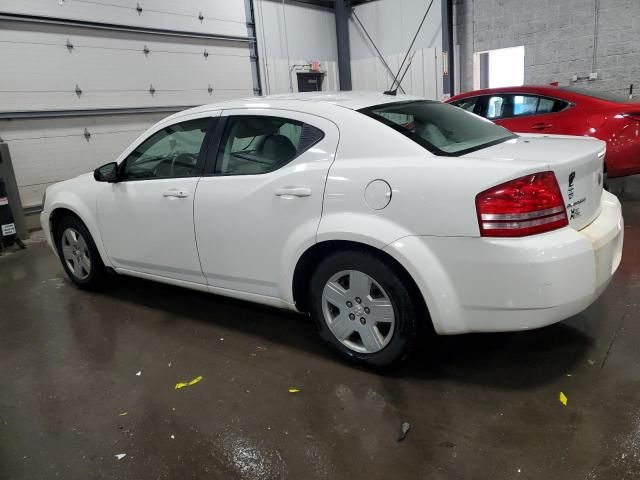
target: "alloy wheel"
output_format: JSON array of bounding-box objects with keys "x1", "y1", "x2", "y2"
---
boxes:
[
  {"x1": 321, "y1": 270, "x2": 395, "y2": 354},
  {"x1": 61, "y1": 227, "x2": 91, "y2": 280}
]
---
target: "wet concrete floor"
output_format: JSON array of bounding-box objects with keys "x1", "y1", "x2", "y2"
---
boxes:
[{"x1": 1, "y1": 202, "x2": 639, "y2": 480}]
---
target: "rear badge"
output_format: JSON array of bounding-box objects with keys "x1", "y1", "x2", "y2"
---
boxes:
[
  {"x1": 568, "y1": 171, "x2": 576, "y2": 200},
  {"x1": 570, "y1": 207, "x2": 581, "y2": 220},
  {"x1": 566, "y1": 196, "x2": 586, "y2": 220}
]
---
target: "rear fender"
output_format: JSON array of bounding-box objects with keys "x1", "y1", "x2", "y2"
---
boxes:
[{"x1": 314, "y1": 213, "x2": 451, "y2": 332}]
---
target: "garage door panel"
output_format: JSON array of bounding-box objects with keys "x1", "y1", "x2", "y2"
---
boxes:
[
  {"x1": 5, "y1": 112, "x2": 169, "y2": 205},
  {"x1": 0, "y1": 1, "x2": 256, "y2": 206},
  {"x1": 0, "y1": 0, "x2": 248, "y2": 38},
  {"x1": 10, "y1": 130, "x2": 148, "y2": 205},
  {"x1": 0, "y1": 24, "x2": 253, "y2": 106},
  {"x1": 10, "y1": 133, "x2": 134, "y2": 187},
  {"x1": 0, "y1": 48, "x2": 252, "y2": 91},
  {"x1": 0, "y1": 88, "x2": 252, "y2": 112},
  {"x1": 0, "y1": 112, "x2": 167, "y2": 141},
  {"x1": 0, "y1": 20, "x2": 251, "y2": 56}
]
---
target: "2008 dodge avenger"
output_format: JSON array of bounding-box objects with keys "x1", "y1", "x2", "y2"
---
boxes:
[{"x1": 41, "y1": 92, "x2": 624, "y2": 366}]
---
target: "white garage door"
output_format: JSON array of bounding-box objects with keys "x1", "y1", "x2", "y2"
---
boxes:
[{"x1": 0, "y1": 0, "x2": 257, "y2": 208}]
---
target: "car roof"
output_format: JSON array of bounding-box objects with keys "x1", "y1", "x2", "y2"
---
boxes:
[
  {"x1": 447, "y1": 85, "x2": 640, "y2": 107},
  {"x1": 448, "y1": 85, "x2": 567, "y2": 99},
  {"x1": 170, "y1": 91, "x2": 429, "y2": 119}
]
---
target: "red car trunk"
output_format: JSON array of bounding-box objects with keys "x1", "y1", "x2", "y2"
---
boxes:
[{"x1": 447, "y1": 85, "x2": 640, "y2": 177}]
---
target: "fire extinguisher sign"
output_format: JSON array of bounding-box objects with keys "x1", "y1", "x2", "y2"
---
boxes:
[{"x1": 2, "y1": 223, "x2": 16, "y2": 236}]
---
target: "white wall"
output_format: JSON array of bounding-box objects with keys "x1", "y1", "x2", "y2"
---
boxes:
[
  {"x1": 349, "y1": 0, "x2": 444, "y2": 99},
  {"x1": 254, "y1": 0, "x2": 338, "y2": 94}
]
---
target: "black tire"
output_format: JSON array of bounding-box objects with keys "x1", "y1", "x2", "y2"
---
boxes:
[
  {"x1": 54, "y1": 215, "x2": 109, "y2": 290},
  {"x1": 309, "y1": 249, "x2": 421, "y2": 368}
]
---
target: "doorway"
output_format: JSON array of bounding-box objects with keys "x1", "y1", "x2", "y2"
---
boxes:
[{"x1": 473, "y1": 46, "x2": 525, "y2": 89}]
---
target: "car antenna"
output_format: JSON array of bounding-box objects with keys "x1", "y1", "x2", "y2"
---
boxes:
[{"x1": 383, "y1": 0, "x2": 435, "y2": 96}]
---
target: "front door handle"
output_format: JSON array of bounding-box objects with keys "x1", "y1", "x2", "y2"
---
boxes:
[
  {"x1": 163, "y1": 189, "x2": 189, "y2": 198},
  {"x1": 274, "y1": 186, "x2": 312, "y2": 197},
  {"x1": 531, "y1": 123, "x2": 553, "y2": 130}
]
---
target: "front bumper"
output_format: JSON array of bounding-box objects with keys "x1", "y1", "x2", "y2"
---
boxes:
[
  {"x1": 384, "y1": 191, "x2": 624, "y2": 334},
  {"x1": 40, "y1": 209, "x2": 56, "y2": 252}
]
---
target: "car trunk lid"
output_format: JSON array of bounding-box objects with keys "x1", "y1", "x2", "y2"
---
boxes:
[{"x1": 466, "y1": 135, "x2": 605, "y2": 231}]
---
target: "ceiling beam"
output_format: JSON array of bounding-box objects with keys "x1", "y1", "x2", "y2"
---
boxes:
[
  {"x1": 286, "y1": 0, "x2": 335, "y2": 9},
  {"x1": 349, "y1": 0, "x2": 380, "y2": 6},
  {"x1": 283, "y1": 0, "x2": 381, "y2": 10}
]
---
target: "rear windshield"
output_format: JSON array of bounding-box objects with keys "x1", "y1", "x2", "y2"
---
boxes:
[
  {"x1": 359, "y1": 100, "x2": 516, "y2": 156},
  {"x1": 561, "y1": 87, "x2": 638, "y2": 103}
]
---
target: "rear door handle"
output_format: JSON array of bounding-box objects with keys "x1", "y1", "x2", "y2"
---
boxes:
[
  {"x1": 162, "y1": 189, "x2": 189, "y2": 198},
  {"x1": 274, "y1": 187, "x2": 312, "y2": 197},
  {"x1": 531, "y1": 123, "x2": 553, "y2": 130}
]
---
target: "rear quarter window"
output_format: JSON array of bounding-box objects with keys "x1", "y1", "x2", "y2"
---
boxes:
[{"x1": 359, "y1": 101, "x2": 516, "y2": 156}]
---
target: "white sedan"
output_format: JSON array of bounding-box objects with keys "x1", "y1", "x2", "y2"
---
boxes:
[{"x1": 41, "y1": 92, "x2": 624, "y2": 367}]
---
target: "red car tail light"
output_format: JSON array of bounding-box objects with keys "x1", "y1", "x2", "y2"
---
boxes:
[
  {"x1": 622, "y1": 112, "x2": 640, "y2": 122},
  {"x1": 476, "y1": 171, "x2": 568, "y2": 237}
]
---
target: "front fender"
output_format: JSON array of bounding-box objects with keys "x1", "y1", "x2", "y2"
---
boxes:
[{"x1": 44, "y1": 180, "x2": 112, "y2": 267}]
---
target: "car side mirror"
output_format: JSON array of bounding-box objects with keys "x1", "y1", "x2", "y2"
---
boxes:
[{"x1": 94, "y1": 162, "x2": 119, "y2": 183}]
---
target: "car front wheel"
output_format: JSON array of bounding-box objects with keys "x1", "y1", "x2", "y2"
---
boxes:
[
  {"x1": 309, "y1": 250, "x2": 420, "y2": 367},
  {"x1": 55, "y1": 215, "x2": 108, "y2": 289}
]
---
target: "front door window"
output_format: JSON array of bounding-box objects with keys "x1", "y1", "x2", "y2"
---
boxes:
[{"x1": 123, "y1": 118, "x2": 210, "y2": 180}]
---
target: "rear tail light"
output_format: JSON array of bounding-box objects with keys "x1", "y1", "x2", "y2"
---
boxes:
[
  {"x1": 476, "y1": 171, "x2": 568, "y2": 237},
  {"x1": 622, "y1": 112, "x2": 640, "y2": 122}
]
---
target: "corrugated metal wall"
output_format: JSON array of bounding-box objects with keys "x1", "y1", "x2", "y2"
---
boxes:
[
  {"x1": 349, "y1": 0, "x2": 443, "y2": 99},
  {"x1": 350, "y1": 48, "x2": 440, "y2": 99},
  {"x1": 0, "y1": 0, "x2": 256, "y2": 208},
  {"x1": 254, "y1": 0, "x2": 339, "y2": 95}
]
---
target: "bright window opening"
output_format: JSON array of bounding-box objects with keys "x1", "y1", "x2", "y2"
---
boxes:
[{"x1": 474, "y1": 46, "x2": 525, "y2": 89}]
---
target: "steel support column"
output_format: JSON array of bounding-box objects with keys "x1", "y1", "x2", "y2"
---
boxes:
[
  {"x1": 0, "y1": 144, "x2": 27, "y2": 240},
  {"x1": 441, "y1": 0, "x2": 454, "y2": 97},
  {"x1": 246, "y1": 0, "x2": 263, "y2": 96},
  {"x1": 334, "y1": 0, "x2": 352, "y2": 91}
]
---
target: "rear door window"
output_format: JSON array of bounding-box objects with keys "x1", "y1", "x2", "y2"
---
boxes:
[
  {"x1": 483, "y1": 94, "x2": 570, "y2": 119},
  {"x1": 513, "y1": 95, "x2": 569, "y2": 116},
  {"x1": 214, "y1": 115, "x2": 324, "y2": 175},
  {"x1": 512, "y1": 95, "x2": 539, "y2": 116}
]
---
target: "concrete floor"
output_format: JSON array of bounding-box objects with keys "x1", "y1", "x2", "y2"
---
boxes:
[{"x1": 1, "y1": 203, "x2": 639, "y2": 480}]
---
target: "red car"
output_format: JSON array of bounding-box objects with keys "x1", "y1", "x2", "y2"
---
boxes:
[{"x1": 447, "y1": 85, "x2": 640, "y2": 177}]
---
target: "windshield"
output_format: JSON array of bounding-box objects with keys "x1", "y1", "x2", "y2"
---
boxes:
[
  {"x1": 359, "y1": 100, "x2": 516, "y2": 156},
  {"x1": 561, "y1": 87, "x2": 637, "y2": 103}
]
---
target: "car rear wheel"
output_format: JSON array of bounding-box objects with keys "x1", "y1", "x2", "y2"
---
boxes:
[
  {"x1": 309, "y1": 250, "x2": 420, "y2": 367},
  {"x1": 55, "y1": 216, "x2": 108, "y2": 289}
]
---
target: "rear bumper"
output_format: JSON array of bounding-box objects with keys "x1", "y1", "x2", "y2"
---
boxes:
[{"x1": 384, "y1": 191, "x2": 624, "y2": 334}]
